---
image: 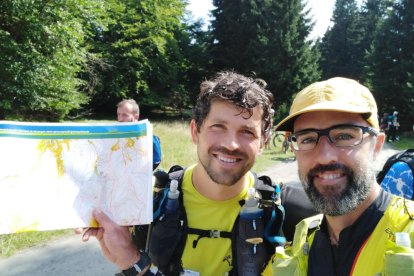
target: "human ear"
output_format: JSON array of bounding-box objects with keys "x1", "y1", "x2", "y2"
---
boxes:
[
  {"x1": 190, "y1": 120, "x2": 199, "y2": 144},
  {"x1": 373, "y1": 132, "x2": 385, "y2": 160}
]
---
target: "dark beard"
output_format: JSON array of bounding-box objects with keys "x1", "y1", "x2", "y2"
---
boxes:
[
  {"x1": 200, "y1": 147, "x2": 251, "y2": 186},
  {"x1": 301, "y1": 162, "x2": 374, "y2": 216}
]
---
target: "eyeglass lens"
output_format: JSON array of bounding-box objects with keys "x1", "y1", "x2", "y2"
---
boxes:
[{"x1": 291, "y1": 126, "x2": 365, "y2": 151}]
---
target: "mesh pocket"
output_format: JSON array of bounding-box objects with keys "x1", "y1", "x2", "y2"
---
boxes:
[
  {"x1": 236, "y1": 216, "x2": 267, "y2": 276},
  {"x1": 148, "y1": 211, "x2": 184, "y2": 271}
]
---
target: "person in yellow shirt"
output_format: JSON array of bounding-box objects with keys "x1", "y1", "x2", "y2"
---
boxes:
[
  {"x1": 272, "y1": 77, "x2": 414, "y2": 275},
  {"x1": 79, "y1": 71, "x2": 281, "y2": 275}
]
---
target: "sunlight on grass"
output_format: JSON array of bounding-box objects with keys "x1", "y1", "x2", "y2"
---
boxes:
[
  {"x1": 0, "y1": 229, "x2": 72, "y2": 257},
  {"x1": 390, "y1": 132, "x2": 414, "y2": 150},
  {"x1": 153, "y1": 120, "x2": 198, "y2": 170}
]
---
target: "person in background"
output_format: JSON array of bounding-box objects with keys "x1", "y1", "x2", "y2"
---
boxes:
[
  {"x1": 379, "y1": 112, "x2": 389, "y2": 133},
  {"x1": 117, "y1": 99, "x2": 162, "y2": 170},
  {"x1": 272, "y1": 77, "x2": 414, "y2": 275},
  {"x1": 386, "y1": 111, "x2": 399, "y2": 142}
]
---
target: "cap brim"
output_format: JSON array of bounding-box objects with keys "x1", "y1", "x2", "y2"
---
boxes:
[{"x1": 274, "y1": 102, "x2": 372, "y2": 132}]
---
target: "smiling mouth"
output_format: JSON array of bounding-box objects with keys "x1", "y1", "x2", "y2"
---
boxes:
[
  {"x1": 216, "y1": 154, "x2": 240, "y2": 163},
  {"x1": 316, "y1": 172, "x2": 344, "y2": 180}
]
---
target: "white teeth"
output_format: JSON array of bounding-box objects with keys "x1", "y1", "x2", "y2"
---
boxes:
[
  {"x1": 218, "y1": 155, "x2": 237, "y2": 163},
  {"x1": 320, "y1": 173, "x2": 340, "y2": 180}
]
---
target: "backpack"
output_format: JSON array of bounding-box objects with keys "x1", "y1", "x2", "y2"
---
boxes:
[
  {"x1": 377, "y1": 149, "x2": 414, "y2": 200},
  {"x1": 132, "y1": 165, "x2": 286, "y2": 275}
]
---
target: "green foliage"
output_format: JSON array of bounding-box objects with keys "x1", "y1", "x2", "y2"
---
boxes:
[
  {"x1": 0, "y1": 0, "x2": 107, "y2": 121},
  {"x1": 177, "y1": 19, "x2": 215, "y2": 104},
  {"x1": 365, "y1": 0, "x2": 414, "y2": 130},
  {"x1": 3, "y1": 0, "x2": 411, "y2": 128},
  {"x1": 320, "y1": 0, "x2": 364, "y2": 79},
  {"x1": 210, "y1": 0, "x2": 321, "y2": 116},
  {"x1": 319, "y1": 0, "x2": 413, "y2": 129},
  {"x1": 86, "y1": 0, "x2": 192, "y2": 114}
]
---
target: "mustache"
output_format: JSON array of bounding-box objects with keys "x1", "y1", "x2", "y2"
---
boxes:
[
  {"x1": 308, "y1": 163, "x2": 352, "y2": 177},
  {"x1": 211, "y1": 146, "x2": 246, "y2": 158}
]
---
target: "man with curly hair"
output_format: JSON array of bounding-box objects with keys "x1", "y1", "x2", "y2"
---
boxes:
[{"x1": 80, "y1": 71, "x2": 281, "y2": 275}]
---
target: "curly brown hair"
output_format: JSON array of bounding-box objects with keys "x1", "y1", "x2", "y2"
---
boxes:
[{"x1": 193, "y1": 71, "x2": 274, "y2": 143}]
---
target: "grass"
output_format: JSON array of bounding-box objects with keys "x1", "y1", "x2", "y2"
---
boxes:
[
  {"x1": 254, "y1": 140, "x2": 295, "y2": 173},
  {"x1": 388, "y1": 131, "x2": 414, "y2": 150},
  {"x1": 0, "y1": 229, "x2": 72, "y2": 257},
  {"x1": 152, "y1": 120, "x2": 198, "y2": 170}
]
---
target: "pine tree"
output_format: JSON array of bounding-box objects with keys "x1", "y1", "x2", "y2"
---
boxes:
[
  {"x1": 211, "y1": 0, "x2": 263, "y2": 74},
  {"x1": 366, "y1": 0, "x2": 414, "y2": 129},
  {"x1": 358, "y1": 0, "x2": 390, "y2": 82},
  {"x1": 211, "y1": 0, "x2": 320, "y2": 115},
  {"x1": 320, "y1": 0, "x2": 363, "y2": 80}
]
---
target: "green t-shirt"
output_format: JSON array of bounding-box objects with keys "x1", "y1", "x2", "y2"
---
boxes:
[{"x1": 180, "y1": 164, "x2": 253, "y2": 275}]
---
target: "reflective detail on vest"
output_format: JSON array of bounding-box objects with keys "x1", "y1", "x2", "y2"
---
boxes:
[
  {"x1": 351, "y1": 196, "x2": 414, "y2": 275},
  {"x1": 272, "y1": 215, "x2": 322, "y2": 276},
  {"x1": 272, "y1": 196, "x2": 414, "y2": 276}
]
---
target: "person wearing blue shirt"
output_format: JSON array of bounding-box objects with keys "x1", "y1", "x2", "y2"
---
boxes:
[{"x1": 117, "y1": 99, "x2": 162, "y2": 170}]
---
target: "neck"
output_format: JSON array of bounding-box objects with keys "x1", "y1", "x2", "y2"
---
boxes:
[
  {"x1": 192, "y1": 164, "x2": 249, "y2": 201},
  {"x1": 326, "y1": 183, "x2": 380, "y2": 245}
]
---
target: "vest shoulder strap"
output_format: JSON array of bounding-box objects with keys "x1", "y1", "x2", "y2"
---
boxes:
[{"x1": 290, "y1": 214, "x2": 323, "y2": 257}]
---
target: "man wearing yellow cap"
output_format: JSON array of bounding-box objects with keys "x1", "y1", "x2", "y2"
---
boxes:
[{"x1": 272, "y1": 77, "x2": 414, "y2": 275}]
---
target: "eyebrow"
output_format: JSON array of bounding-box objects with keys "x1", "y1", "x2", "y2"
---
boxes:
[
  {"x1": 294, "y1": 124, "x2": 363, "y2": 133},
  {"x1": 210, "y1": 118, "x2": 259, "y2": 130}
]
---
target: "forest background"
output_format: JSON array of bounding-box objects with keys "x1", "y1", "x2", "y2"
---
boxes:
[{"x1": 1, "y1": 0, "x2": 413, "y2": 129}]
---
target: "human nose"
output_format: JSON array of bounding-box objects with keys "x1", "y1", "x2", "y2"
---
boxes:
[
  {"x1": 313, "y1": 136, "x2": 338, "y2": 164},
  {"x1": 221, "y1": 131, "x2": 241, "y2": 151}
]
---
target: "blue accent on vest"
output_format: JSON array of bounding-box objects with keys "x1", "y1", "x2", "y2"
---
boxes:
[{"x1": 380, "y1": 161, "x2": 414, "y2": 199}]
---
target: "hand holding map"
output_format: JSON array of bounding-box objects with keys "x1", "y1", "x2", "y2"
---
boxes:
[{"x1": 0, "y1": 120, "x2": 153, "y2": 234}]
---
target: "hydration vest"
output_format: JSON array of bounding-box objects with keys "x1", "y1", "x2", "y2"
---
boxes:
[
  {"x1": 132, "y1": 165, "x2": 286, "y2": 275},
  {"x1": 272, "y1": 195, "x2": 414, "y2": 276}
]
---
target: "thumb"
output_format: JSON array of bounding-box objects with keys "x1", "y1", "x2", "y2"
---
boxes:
[{"x1": 93, "y1": 209, "x2": 115, "y2": 228}]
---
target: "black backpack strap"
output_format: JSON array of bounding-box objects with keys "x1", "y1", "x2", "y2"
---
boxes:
[
  {"x1": 399, "y1": 149, "x2": 414, "y2": 170},
  {"x1": 134, "y1": 165, "x2": 188, "y2": 275},
  {"x1": 188, "y1": 228, "x2": 233, "y2": 248}
]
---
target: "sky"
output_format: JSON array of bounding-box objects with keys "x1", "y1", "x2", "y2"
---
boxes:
[{"x1": 187, "y1": 0, "x2": 362, "y2": 40}]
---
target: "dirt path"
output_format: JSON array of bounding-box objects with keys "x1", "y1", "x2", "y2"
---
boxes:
[{"x1": 0, "y1": 144, "x2": 400, "y2": 275}]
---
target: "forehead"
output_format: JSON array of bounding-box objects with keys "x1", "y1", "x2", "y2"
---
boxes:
[
  {"x1": 206, "y1": 101, "x2": 263, "y2": 126},
  {"x1": 117, "y1": 103, "x2": 133, "y2": 113},
  {"x1": 293, "y1": 111, "x2": 369, "y2": 131}
]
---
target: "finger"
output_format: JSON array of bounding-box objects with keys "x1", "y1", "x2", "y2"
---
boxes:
[
  {"x1": 74, "y1": 227, "x2": 84, "y2": 234},
  {"x1": 93, "y1": 209, "x2": 116, "y2": 229},
  {"x1": 82, "y1": 227, "x2": 100, "y2": 241}
]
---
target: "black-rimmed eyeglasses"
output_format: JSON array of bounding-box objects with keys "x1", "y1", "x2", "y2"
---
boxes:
[{"x1": 289, "y1": 124, "x2": 379, "y2": 151}]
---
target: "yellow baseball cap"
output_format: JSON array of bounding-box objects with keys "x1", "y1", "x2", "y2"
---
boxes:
[{"x1": 274, "y1": 77, "x2": 379, "y2": 131}]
